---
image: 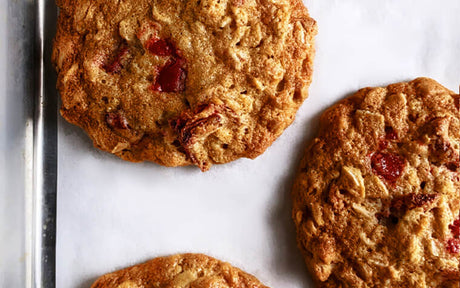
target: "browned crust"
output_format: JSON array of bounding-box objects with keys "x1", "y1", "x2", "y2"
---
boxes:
[
  {"x1": 52, "y1": 0, "x2": 317, "y2": 171},
  {"x1": 90, "y1": 253, "x2": 269, "y2": 288},
  {"x1": 292, "y1": 78, "x2": 460, "y2": 287}
]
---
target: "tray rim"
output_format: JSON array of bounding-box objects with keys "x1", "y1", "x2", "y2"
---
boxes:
[{"x1": 31, "y1": 0, "x2": 58, "y2": 287}]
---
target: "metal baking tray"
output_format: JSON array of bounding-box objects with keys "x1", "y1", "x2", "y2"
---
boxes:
[
  {"x1": 4, "y1": 1, "x2": 459, "y2": 288},
  {"x1": 21, "y1": 0, "x2": 58, "y2": 287},
  {"x1": 19, "y1": 0, "x2": 59, "y2": 287},
  {"x1": 33, "y1": 0, "x2": 58, "y2": 287},
  {"x1": 1, "y1": 0, "x2": 56, "y2": 287}
]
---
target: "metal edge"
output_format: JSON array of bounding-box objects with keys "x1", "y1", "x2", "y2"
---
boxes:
[
  {"x1": 3, "y1": 1, "x2": 35, "y2": 287},
  {"x1": 32, "y1": 0, "x2": 58, "y2": 287}
]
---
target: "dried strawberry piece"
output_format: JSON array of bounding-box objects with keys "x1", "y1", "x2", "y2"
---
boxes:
[
  {"x1": 446, "y1": 238, "x2": 460, "y2": 254},
  {"x1": 169, "y1": 104, "x2": 226, "y2": 170},
  {"x1": 170, "y1": 104, "x2": 225, "y2": 146},
  {"x1": 390, "y1": 193, "x2": 438, "y2": 217},
  {"x1": 142, "y1": 33, "x2": 187, "y2": 93},
  {"x1": 104, "y1": 46, "x2": 130, "y2": 73},
  {"x1": 170, "y1": 104, "x2": 223, "y2": 146},
  {"x1": 146, "y1": 38, "x2": 174, "y2": 56},
  {"x1": 449, "y1": 215, "x2": 460, "y2": 238},
  {"x1": 194, "y1": 103, "x2": 213, "y2": 114},
  {"x1": 106, "y1": 112, "x2": 129, "y2": 129},
  {"x1": 431, "y1": 139, "x2": 459, "y2": 167},
  {"x1": 371, "y1": 152, "x2": 405, "y2": 184},
  {"x1": 446, "y1": 215, "x2": 460, "y2": 254},
  {"x1": 151, "y1": 57, "x2": 187, "y2": 93},
  {"x1": 423, "y1": 117, "x2": 460, "y2": 167},
  {"x1": 378, "y1": 140, "x2": 389, "y2": 150}
]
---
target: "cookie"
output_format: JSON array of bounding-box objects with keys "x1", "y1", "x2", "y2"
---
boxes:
[
  {"x1": 292, "y1": 78, "x2": 460, "y2": 287},
  {"x1": 90, "y1": 253, "x2": 269, "y2": 288},
  {"x1": 52, "y1": 0, "x2": 317, "y2": 171}
]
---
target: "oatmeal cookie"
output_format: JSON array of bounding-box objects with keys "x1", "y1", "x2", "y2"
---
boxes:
[
  {"x1": 52, "y1": 0, "x2": 317, "y2": 171},
  {"x1": 292, "y1": 78, "x2": 460, "y2": 287},
  {"x1": 90, "y1": 253, "x2": 269, "y2": 288}
]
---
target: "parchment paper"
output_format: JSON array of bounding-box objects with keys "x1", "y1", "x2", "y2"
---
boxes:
[{"x1": 57, "y1": 1, "x2": 460, "y2": 287}]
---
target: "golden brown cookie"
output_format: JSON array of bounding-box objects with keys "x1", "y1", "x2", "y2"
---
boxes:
[
  {"x1": 90, "y1": 253, "x2": 269, "y2": 288},
  {"x1": 52, "y1": 0, "x2": 317, "y2": 171},
  {"x1": 292, "y1": 78, "x2": 460, "y2": 287}
]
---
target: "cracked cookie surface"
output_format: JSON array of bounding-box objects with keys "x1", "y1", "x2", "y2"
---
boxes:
[
  {"x1": 52, "y1": 0, "x2": 316, "y2": 171},
  {"x1": 292, "y1": 78, "x2": 460, "y2": 287},
  {"x1": 90, "y1": 253, "x2": 269, "y2": 288}
]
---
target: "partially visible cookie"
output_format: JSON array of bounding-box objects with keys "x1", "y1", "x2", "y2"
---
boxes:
[
  {"x1": 52, "y1": 0, "x2": 317, "y2": 171},
  {"x1": 90, "y1": 253, "x2": 269, "y2": 288},
  {"x1": 292, "y1": 78, "x2": 460, "y2": 287}
]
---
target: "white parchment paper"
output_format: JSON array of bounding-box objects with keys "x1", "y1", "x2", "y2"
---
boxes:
[{"x1": 57, "y1": 1, "x2": 460, "y2": 287}]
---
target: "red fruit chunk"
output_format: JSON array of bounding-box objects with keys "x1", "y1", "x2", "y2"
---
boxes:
[
  {"x1": 449, "y1": 216, "x2": 460, "y2": 238},
  {"x1": 106, "y1": 112, "x2": 129, "y2": 129},
  {"x1": 170, "y1": 104, "x2": 221, "y2": 144},
  {"x1": 377, "y1": 193, "x2": 438, "y2": 225},
  {"x1": 391, "y1": 193, "x2": 438, "y2": 215},
  {"x1": 146, "y1": 38, "x2": 174, "y2": 56},
  {"x1": 104, "y1": 46, "x2": 129, "y2": 73},
  {"x1": 169, "y1": 104, "x2": 225, "y2": 170},
  {"x1": 371, "y1": 152, "x2": 405, "y2": 183},
  {"x1": 152, "y1": 58, "x2": 187, "y2": 93},
  {"x1": 446, "y1": 239, "x2": 460, "y2": 254},
  {"x1": 378, "y1": 140, "x2": 388, "y2": 150}
]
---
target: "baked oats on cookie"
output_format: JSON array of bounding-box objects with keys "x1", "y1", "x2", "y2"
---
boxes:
[
  {"x1": 90, "y1": 253, "x2": 269, "y2": 288},
  {"x1": 292, "y1": 78, "x2": 460, "y2": 287},
  {"x1": 52, "y1": 0, "x2": 317, "y2": 171}
]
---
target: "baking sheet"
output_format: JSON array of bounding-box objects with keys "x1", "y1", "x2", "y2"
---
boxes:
[
  {"x1": 56, "y1": 1, "x2": 460, "y2": 287},
  {"x1": 0, "y1": 1, "x2": 35, "y2": 287}
]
